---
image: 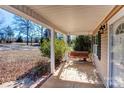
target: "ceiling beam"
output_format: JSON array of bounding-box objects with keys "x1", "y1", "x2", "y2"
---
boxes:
[
  {"x1": 0, "y1": 5, "x2": 67, "y2": 34},
  {"x1": 93, "y1": 5, "x2": 124, "y2": 35}
]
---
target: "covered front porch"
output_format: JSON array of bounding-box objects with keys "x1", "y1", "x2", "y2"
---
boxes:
[
  {"x1": 41, "y1": 59, "x2": 104, "y2": 88},
  {"x1": 0, "y1": 5, "x2": 124, "y2": 88}
]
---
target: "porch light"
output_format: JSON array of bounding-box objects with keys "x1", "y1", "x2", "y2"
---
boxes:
[{"x1": 99, "y1": 24, "x2": 107, "y2": 34}]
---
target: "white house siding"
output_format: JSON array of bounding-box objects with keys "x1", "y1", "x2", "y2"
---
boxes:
[
  {"x1": 93, "y1": 8, "x2": 124, "y2": 86},
  {"x1": 93, "y1": 31, "x2": 108, "y2": 87}
]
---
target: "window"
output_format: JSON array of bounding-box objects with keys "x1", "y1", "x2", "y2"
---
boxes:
[
  {"x1": 116, "y1": 23, "x2": 124, "y2": 35},
  {"x1": 95, "y1": 34, "x2": 98, "y2": 44},
  {"x1": 93, "y1": 32, "x2": 101, "y2": 60}
]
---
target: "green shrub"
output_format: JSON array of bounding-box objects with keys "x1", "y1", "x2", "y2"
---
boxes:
[
  {"x1": 73, "y1": 35, "x2": 91, "y2": 52},
  {"x1": 40, "y1": 39, "x2": 50, "y2": 57},
  {"x1": 40, "y1": 39, "x2": 68, "y2": 62}
]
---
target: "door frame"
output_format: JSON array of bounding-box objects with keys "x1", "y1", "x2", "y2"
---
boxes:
[{"x1": 107, "y1": 7, "x2": 124, "y2": 88}]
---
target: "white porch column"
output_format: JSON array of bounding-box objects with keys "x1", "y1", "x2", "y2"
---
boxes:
[
  {"x1": 64, "y1": 34, "x2": 67, "y2": 43},
  {"x1": 50, "y1": 28, "x2": 55, "y2": 73},
  {"x1": 64, "y1": 34, "x2": 68, "y2": 62}
]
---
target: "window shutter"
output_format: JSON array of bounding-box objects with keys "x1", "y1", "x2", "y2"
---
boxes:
[{"x1": 97, "y1": 31, "x2": 101, "y2": 60}]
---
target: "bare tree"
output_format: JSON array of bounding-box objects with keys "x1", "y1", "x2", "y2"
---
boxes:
[
  {"x1": 13, "y1": 15, "x2": 34, "y2": 45},
  {"x1": 4, "y1": 26, "x2": 14, "y2": 43},
  {"x1": 35, "y1": 24, "x2": 44, "y2": 39},
  {"x1": 0, "y1": 13, "x2": 6, "y2": 43}
]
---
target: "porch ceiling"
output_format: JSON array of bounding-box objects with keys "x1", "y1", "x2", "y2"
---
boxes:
[
  {"x1": 27, "y1": 5, "x2": 114, "y2": 35},
  {"x1": 1, "y1": 5, "x2": 114, "y2": 35}
]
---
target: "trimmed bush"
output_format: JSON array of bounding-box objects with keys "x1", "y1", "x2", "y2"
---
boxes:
[
  {"x1": 40, "y1": 39, "x2": 68, "y2": 63},
  {"x1": 40, "y1": 39, "x2": 50, "y2": 58},
  {"x1": 73, "y1": 35, "x2": 91, "y2": 52}
]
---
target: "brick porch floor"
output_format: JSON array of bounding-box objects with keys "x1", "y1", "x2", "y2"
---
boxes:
[{"x1": 41, "y1": 60, "x2": 105, "y2": 88}]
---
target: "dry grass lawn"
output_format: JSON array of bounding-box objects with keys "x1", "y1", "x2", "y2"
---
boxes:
[{"x1": 0, "y1": 45, "x2": 50, "y2": 84}]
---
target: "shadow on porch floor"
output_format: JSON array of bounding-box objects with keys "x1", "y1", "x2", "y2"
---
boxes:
[{"x1": 41, "y1": 60, "x2": 105, "y2": 88}]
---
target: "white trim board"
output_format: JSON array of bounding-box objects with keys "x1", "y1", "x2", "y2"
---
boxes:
[{"x1": 108, "y1": 7, "x2": 124, "y2": 25}]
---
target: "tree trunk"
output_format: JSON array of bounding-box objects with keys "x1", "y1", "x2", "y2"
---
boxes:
[
  {"x1": 27, "y1": 26, "x2": 29, "y2": 45},
  {"x1": 31, "y1": 37, "x2": 32, "y2": 46},
  {"x1": 10, "y1": 36, "x2": 11, "y2": 43}
]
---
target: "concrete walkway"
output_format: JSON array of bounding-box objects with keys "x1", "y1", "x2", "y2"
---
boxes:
[{"x1": 41, "y1": 60, "x2": 105, "y2": 88}]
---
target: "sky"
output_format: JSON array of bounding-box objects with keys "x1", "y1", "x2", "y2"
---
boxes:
[
  {"x1": 0, "y1": 8, "x2": 74, "y2": 39},
  {"x1": 0, "y1": 8, "x2": 14, "y2": 27},
  {"x1": 0, "y1": 8, "x2": 43, "y2": 38}
]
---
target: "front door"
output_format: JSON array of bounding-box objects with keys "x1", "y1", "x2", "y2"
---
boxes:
[{"x1": 110, "y1": 16, "x2": 124, "y2": 87}]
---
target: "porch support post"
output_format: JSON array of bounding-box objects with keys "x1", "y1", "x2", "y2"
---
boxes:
[
  {"x1": 50, "y1": 28, "x2": 55, "y2": 73},
  {"x1": 64, "y1": 34, "x2": 67, "y2": 44},
  {"x1": 64, "y1": 34, "x2": 68, "y2": 62}
]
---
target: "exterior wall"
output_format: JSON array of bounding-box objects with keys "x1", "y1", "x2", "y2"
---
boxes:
[
  {"x1": 108, "y1": 7, "x2": 124, "y2": 87},
  {"x1": 93, "y1": 30, "x2": 108, "y2": 86},
  {"x1": 93, "y1": 6, "x2": 124, "y2": 87}
]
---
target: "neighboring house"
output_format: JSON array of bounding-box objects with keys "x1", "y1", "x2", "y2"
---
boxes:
[
  {"x1": 44, "y1": 28, "x2": 51, "y2": 39},
  {"x1": 56, "y1": 33, "x2": 63, "y2": 40}
]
